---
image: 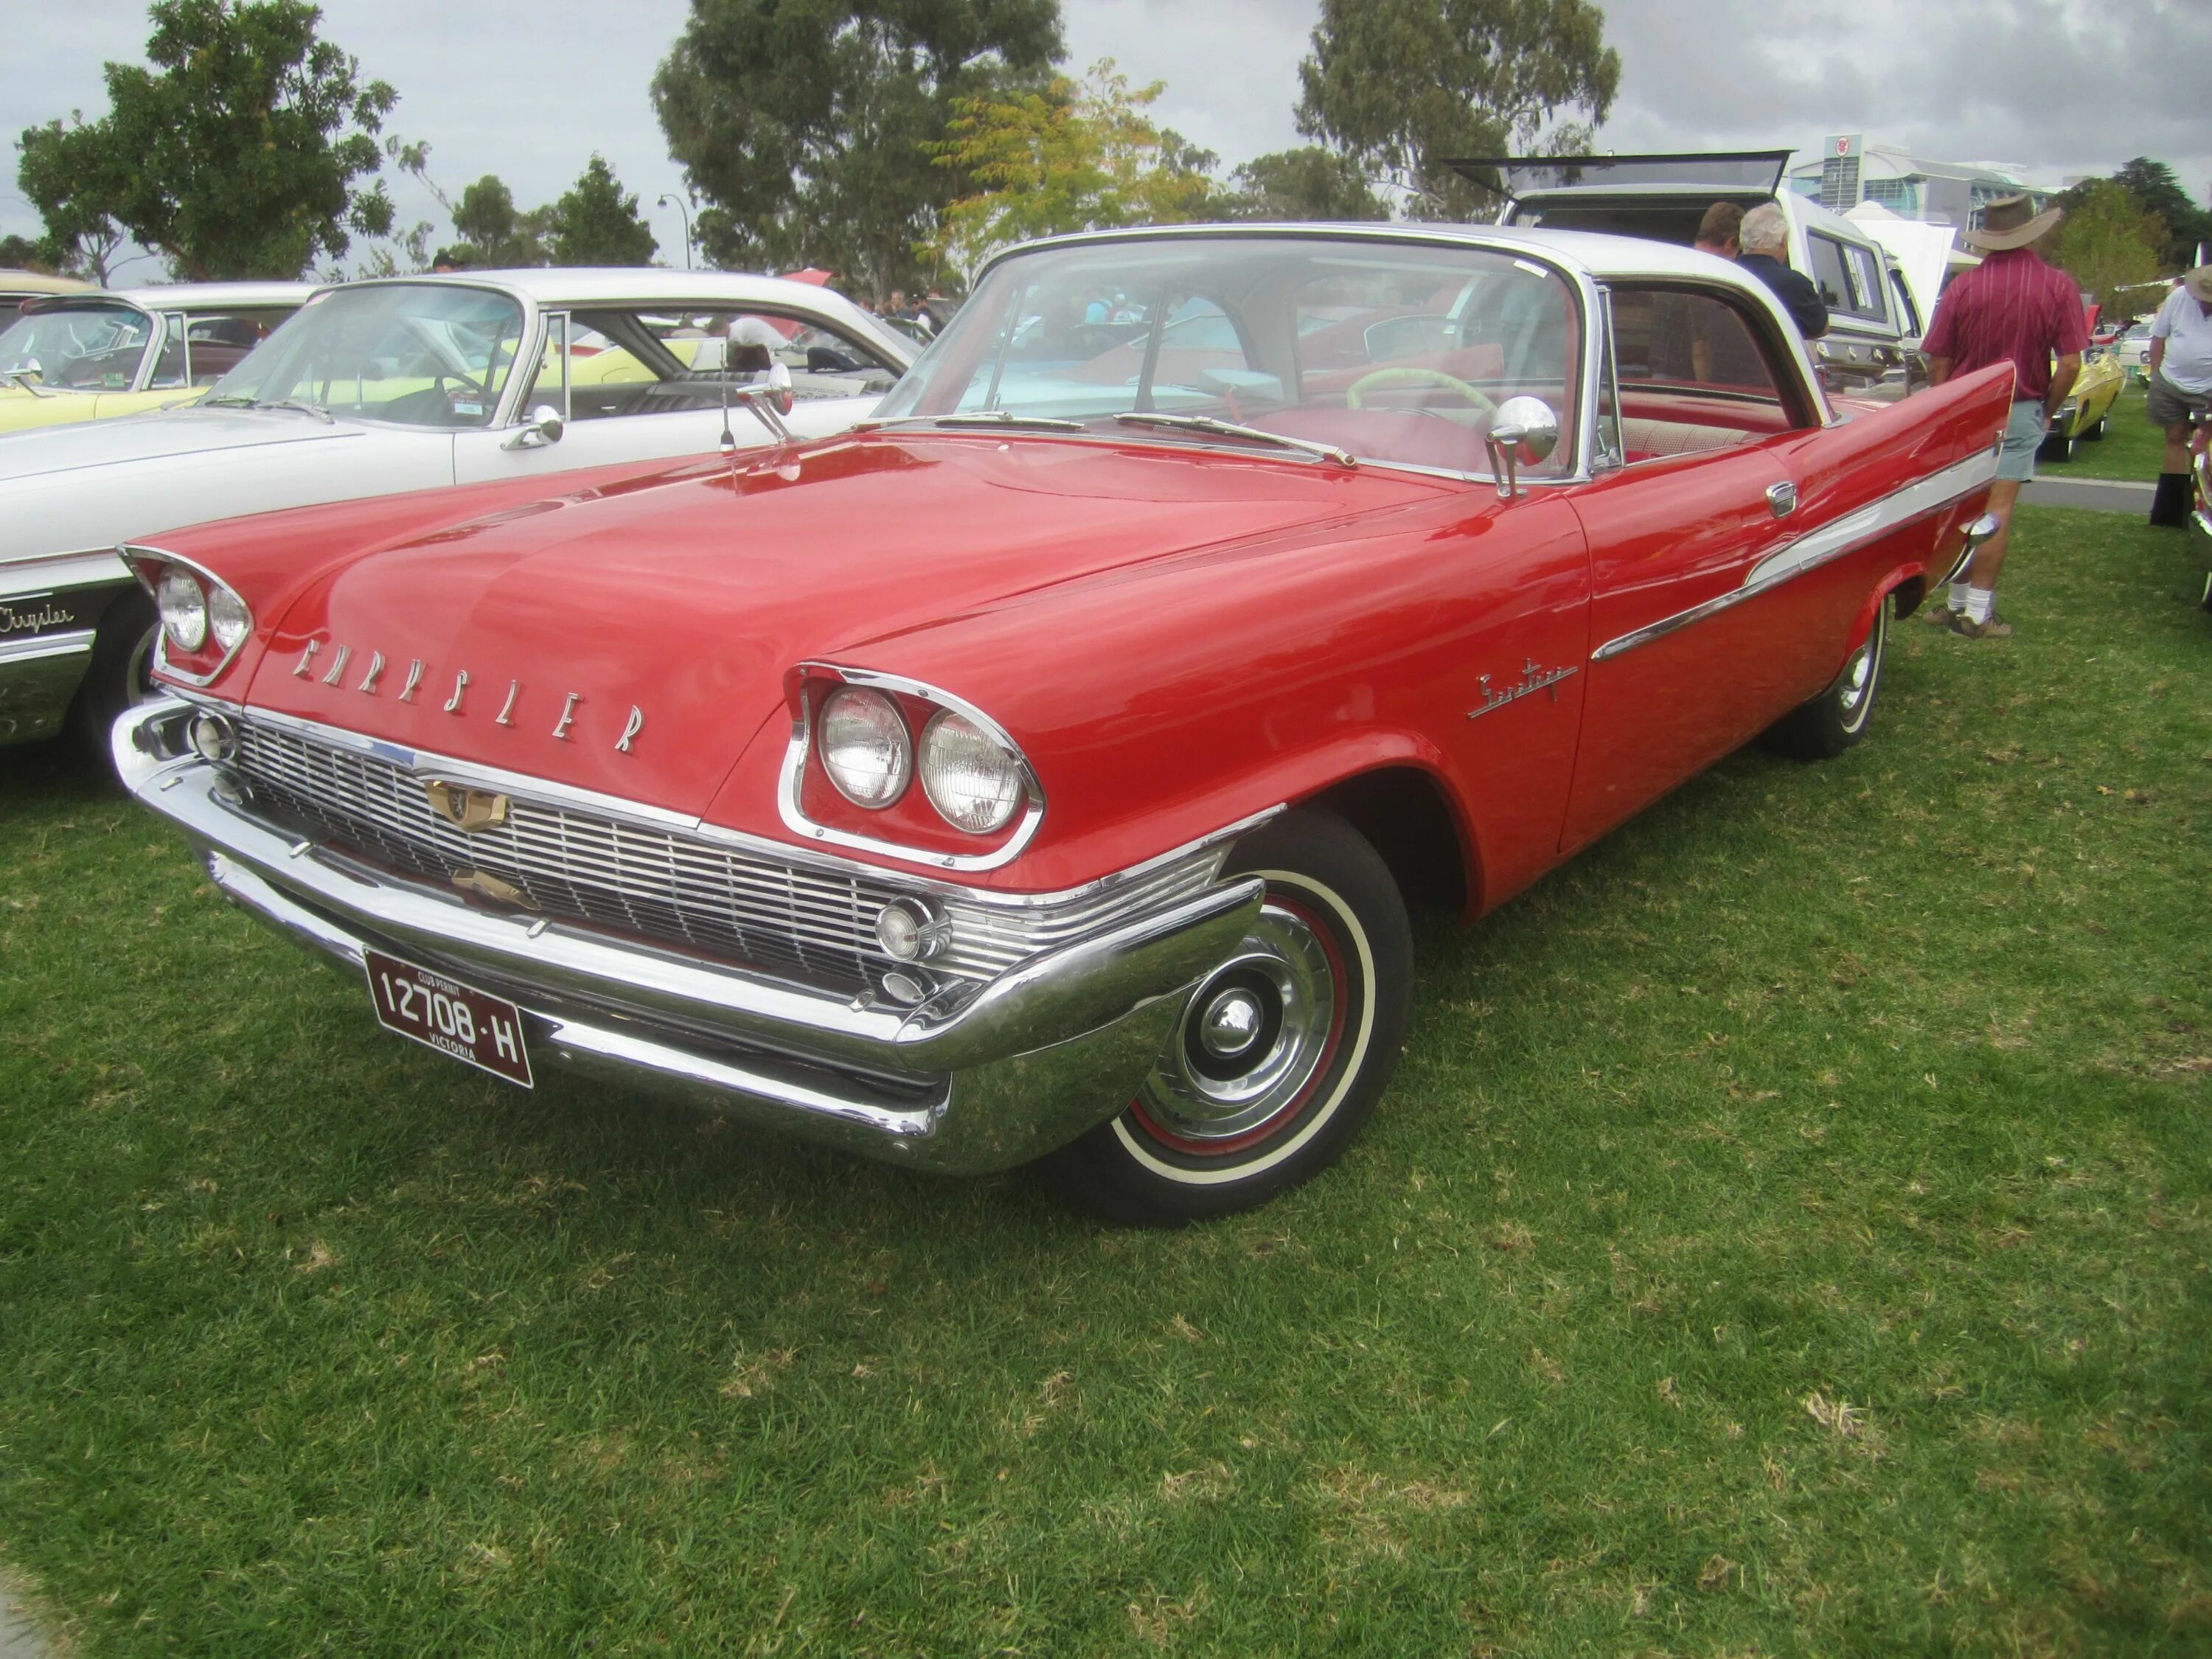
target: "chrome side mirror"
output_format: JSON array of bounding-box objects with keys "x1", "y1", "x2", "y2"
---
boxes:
[
  {"x1": 726, "y1": 362, "x2": 797, "y2": 451},
  {"x1": 504, "y1": 405, "x2": 565, "y2": 451},
  {"x1": 1484, "y1": 395, "x2": 1559, "y2": 500}
]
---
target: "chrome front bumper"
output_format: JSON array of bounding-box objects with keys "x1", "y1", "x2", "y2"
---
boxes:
[{"x1": 117, "y1": 700, "x2": 1264, "y2": 1173}]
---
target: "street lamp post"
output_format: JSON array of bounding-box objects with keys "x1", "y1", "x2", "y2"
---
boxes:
[{"x1": 658, "y1": 193, "x2": 695, "y2": 271}]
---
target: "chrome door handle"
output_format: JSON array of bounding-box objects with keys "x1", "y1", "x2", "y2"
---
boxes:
[{"x1": 1766, "y1": 481, "x2": 1798, "y2": 518}]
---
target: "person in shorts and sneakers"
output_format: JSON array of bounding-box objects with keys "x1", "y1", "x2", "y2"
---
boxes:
[
  {"x1": 2145, "y1": 265, "x2": 2212, "y2": 528},
  {"x1": 1920, "y1": 193, "x2": 2087, "y2": 638}
]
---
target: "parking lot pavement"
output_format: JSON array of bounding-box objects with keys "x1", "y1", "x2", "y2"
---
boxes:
[
  {"x1": 0, "y1": 1596, "x2": 45, "y2": 1659},
  {"x1": 2023, "y1": 475, "x2": 2156, "y2": 513}
]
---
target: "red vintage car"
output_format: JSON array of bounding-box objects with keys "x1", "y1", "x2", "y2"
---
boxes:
[{"x1": 116, "y1": 226, "x2": 2013, "y2": 1224}]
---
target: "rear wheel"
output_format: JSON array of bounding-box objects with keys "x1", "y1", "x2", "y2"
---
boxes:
[
  {"x1": 1760, "y1": 593, "x2": 1888, "y2": 761},
  {"x1": 1034, "y1": 809, "x2": 1412, "y2": 1226},
  {"x1": 2087, "y1": 414, "x2": 2110, "y2": 441},
  {"x1": 67, "y1": 587, "x2": 159, "y2": 780},
  {"x1": 2039, "y1": 426, "x2": 2079, "y2": 463}
]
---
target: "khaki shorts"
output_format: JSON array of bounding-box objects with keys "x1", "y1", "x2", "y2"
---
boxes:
[
  {"x1": 1996, "y1": 399, "x2": 2047, "y2": 482},
  {"x1": 2146, "y1": 372, "x2": 2211, "y2": 430}
]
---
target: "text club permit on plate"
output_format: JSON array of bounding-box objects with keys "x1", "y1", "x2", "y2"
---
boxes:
[{"x1": 364, "y1": 948, "x2": 533, "y2": 1086}]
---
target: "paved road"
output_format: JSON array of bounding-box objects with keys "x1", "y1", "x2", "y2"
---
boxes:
[
  {"x1": 0, "y1": 1595, "x2": 45, "y2": 1659},
  {"x1": 2022, "y1": 474, "x2": 2155, "y2": 514}
]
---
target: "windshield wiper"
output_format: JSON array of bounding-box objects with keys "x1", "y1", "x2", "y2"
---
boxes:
[
  {"x1": 860, "y1": 411, "x2": 1087, "y2": 433},
  {"x1": 254, "y1": 397, "x2": 335, "y2": 424},
  {"x1": 1112, "y1": 412, "x2": 1356, "y2": 467},
  {"x1": 190, "y1": 392, "x2": 259, "y2": 408}
]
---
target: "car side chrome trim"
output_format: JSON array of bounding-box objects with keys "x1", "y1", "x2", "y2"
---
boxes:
[
  {"x1": 0, "y1": 627, "x2": 95, "y2": 665},
  {"x1": 162, "y1": 692, "x2": 1282, "y2": 912},
  {"x1": 1590, "y1": 451, "x2": 1997, "y2": 664}
]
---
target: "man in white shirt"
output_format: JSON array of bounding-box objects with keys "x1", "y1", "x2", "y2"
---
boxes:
[{"x1": 2146, "y1": 265, "x2": 2212, "y2": 527}]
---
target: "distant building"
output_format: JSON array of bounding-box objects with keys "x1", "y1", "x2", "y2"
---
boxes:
[{"x1": 1787, "y1": 136, "x2": 2053, "y2": 230}]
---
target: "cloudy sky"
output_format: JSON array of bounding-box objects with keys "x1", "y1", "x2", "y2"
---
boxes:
[{"x1": 3, "y1": 0, "x2": 2205, "y2": 274}]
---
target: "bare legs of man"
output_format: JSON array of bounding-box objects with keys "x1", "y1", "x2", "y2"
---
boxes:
[{"x1": 1929, "y1": 478, "x2": 2020, "y2": 638}]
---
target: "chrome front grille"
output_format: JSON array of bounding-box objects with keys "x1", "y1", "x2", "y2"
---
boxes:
[{"x1": 227, "y1": 715, "x2": 1223, "y2": 997}]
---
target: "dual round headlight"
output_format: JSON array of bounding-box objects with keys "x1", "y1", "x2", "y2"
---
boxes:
[
  {"x1": 153, "y1": 567, "x2": 251, "y2": 656},
  {"x1": 818, "y1": 686, "x2": 1026, "y2": 835}
]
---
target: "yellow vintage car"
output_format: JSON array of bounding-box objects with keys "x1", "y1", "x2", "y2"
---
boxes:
[
  {"x1": 1, "y1": 268, "x2": 94, "y2": 327},
  {"x1": 0, "y1": 282, "x2": 314, "y2": 434},
  {"x1": 2039, "y1": 343, "x2": 2125, "y2": 463}
]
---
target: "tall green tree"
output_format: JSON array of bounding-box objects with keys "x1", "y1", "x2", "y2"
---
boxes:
[
  {"x1": 451, "y1": 175, "x2": 554, "y2": 267},
  {"x1": 548, "y1": 156, "x2": 658, "y2": 266},
  {"x1": 2050, "y1": 179, "x2": 2168, "y2": 319},
  {"x1": 15, "y1": 0, "x2": 397, "y2": 281},
  {"x1": 1224, "y1": 147, "x2": 1388, "y2": 222},
  {"x1": 1295, "y1": 0, "x2": 1618, "y2": 220},
  {"x1": 653, "y1": 0, "x2": 1062, "y2": 295},
  {"x1": 2108, "y1": 158, "x2": 2210, "y2": 271},
  {"x1": 931, "y1": 61, "x2": 1222, "y2": 281}
]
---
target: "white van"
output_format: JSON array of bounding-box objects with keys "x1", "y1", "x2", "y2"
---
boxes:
[{"x1": 1450, "y1": 152, "x2": 1926, "y2": 398}]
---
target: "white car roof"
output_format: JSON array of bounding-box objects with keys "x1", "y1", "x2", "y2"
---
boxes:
[
  {"x1": 310, "y1": 268, "x2": 914, "y2": 366},
  {"x1": 1005, "y1": 220, "x2": 1780, "y2": 305},
  {"x1": 105, "y1": 281, "x2": 322, "y2": 310}
]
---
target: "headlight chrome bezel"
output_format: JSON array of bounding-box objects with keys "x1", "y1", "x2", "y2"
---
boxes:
[
  {"x1": 782, "y1": 663, "x2": 1044, "y2": 874},
  {"x1": 124, "y1": 545, "x2": 256, "y2": 689}
]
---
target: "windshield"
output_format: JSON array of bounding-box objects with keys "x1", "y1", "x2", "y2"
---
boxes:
[
  {"x1": 875, "y1": 235, "x2": 1582, "y2": 479},
  {"x1": 0, "y1": 302, "x2": 154, "y2": 390},
  {"x1": 206, "y1": 283, "x2": 526, "y2": 426}
]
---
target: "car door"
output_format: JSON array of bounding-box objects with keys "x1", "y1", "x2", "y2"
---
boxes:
[
  {"x1": 1560, "y1": 282, "x2": 1840, "y2": 851},
  {"x1": 451, "y1": 305, "x2": 896, "y2": 485}
]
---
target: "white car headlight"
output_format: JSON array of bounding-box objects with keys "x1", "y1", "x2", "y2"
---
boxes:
[
  {"x1": 919, "y1": 709, "x2": 1025, "y2": 834},
  {"x1": 818, "y1": 686, "x2": 911, "y2": 808},
  {"x1": 208, "y1": 585, "x2": 251, "y2": 653},
  {"x1": 156, "y1": 568, "x2": 208, "y2": 652}
]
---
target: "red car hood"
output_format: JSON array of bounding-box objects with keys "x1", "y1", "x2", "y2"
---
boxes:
[{"x1": 244, "y1": 434, "x2": 1445, "y2": 815}]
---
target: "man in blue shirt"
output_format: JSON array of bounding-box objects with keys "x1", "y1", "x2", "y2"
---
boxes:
[{"x1": 1737, "y1": 203, "x2": 1829, "y2": 340}]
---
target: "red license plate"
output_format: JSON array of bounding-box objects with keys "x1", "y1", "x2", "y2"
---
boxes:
[{"x1": 364, "y1": 948, "x2": 532, "y2": 1087}]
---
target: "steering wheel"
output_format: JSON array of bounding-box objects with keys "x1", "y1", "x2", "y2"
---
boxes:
[{"x1": 1346, "y1": 365, "x2": 1496, "y2": 416}]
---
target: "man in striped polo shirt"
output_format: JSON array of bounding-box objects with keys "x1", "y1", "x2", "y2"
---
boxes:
[{"x1": 1920, "y1": 193, "x2": 2087, "y2": 639}]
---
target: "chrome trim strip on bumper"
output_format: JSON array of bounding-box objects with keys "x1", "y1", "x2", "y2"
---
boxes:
[
  {"x1": 117, "y1": 700, "x2": 1264, "y2": 1173},
  {"x1": 1590, "y1": 451, "x2": 1998, "y2": 664}
]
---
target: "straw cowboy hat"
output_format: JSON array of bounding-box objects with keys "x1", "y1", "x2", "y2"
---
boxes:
[
  {"x1": 1964, "y1": 192, "x2": 2063, "y2": 252},
  {"x1": 2182, "y1": 265, "x2": 2212, "y2": 303}
]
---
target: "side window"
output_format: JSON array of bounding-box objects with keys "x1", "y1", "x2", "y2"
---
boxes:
[
  {"x1": 181, "y1": 309, "x2": 285, "y2": 384},
  {"x1": 1806, "y1": 234, "x2": 1886, "y2": 324},
  {"x1": 147, "y1": 315, "x2": 189, "y2": 390},
  {"x1": 538, "y1": 307, "x2": 899, "y2": 422},
  {"x1": 1607, "y1": 285, "x2": 1801, "y2": 461},
  {"x1": 1843, "y1": 244, "x2": 1888, "y2": 324},
  {"x1": 1806, "y1": 235, "x2": 1853, "y2": 314}
]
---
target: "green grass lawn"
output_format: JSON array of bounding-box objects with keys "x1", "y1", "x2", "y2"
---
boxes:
[
  {"x1": 2, "y1": 507, "x2": 2208, "y2": 1656},
  {"x1": 2046, "y1": 381, "x2": 2171, "y2": 482}
]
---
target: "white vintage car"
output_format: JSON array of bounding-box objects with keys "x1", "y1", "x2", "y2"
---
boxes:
[{"x1": 0, "y1": 268, "x2": 916, "y2": 760}]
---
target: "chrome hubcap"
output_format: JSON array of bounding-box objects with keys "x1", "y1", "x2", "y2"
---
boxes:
[
  {"x1": 1839, "y1": 609, "x2": 1883, "y2": 717},
  {"x1": 1198, "y1": 987, "x2": 1266, "y2": 1059},
  {"x1": 1134, "y1": 899, "x2": 1339, "y2": 1144}
]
